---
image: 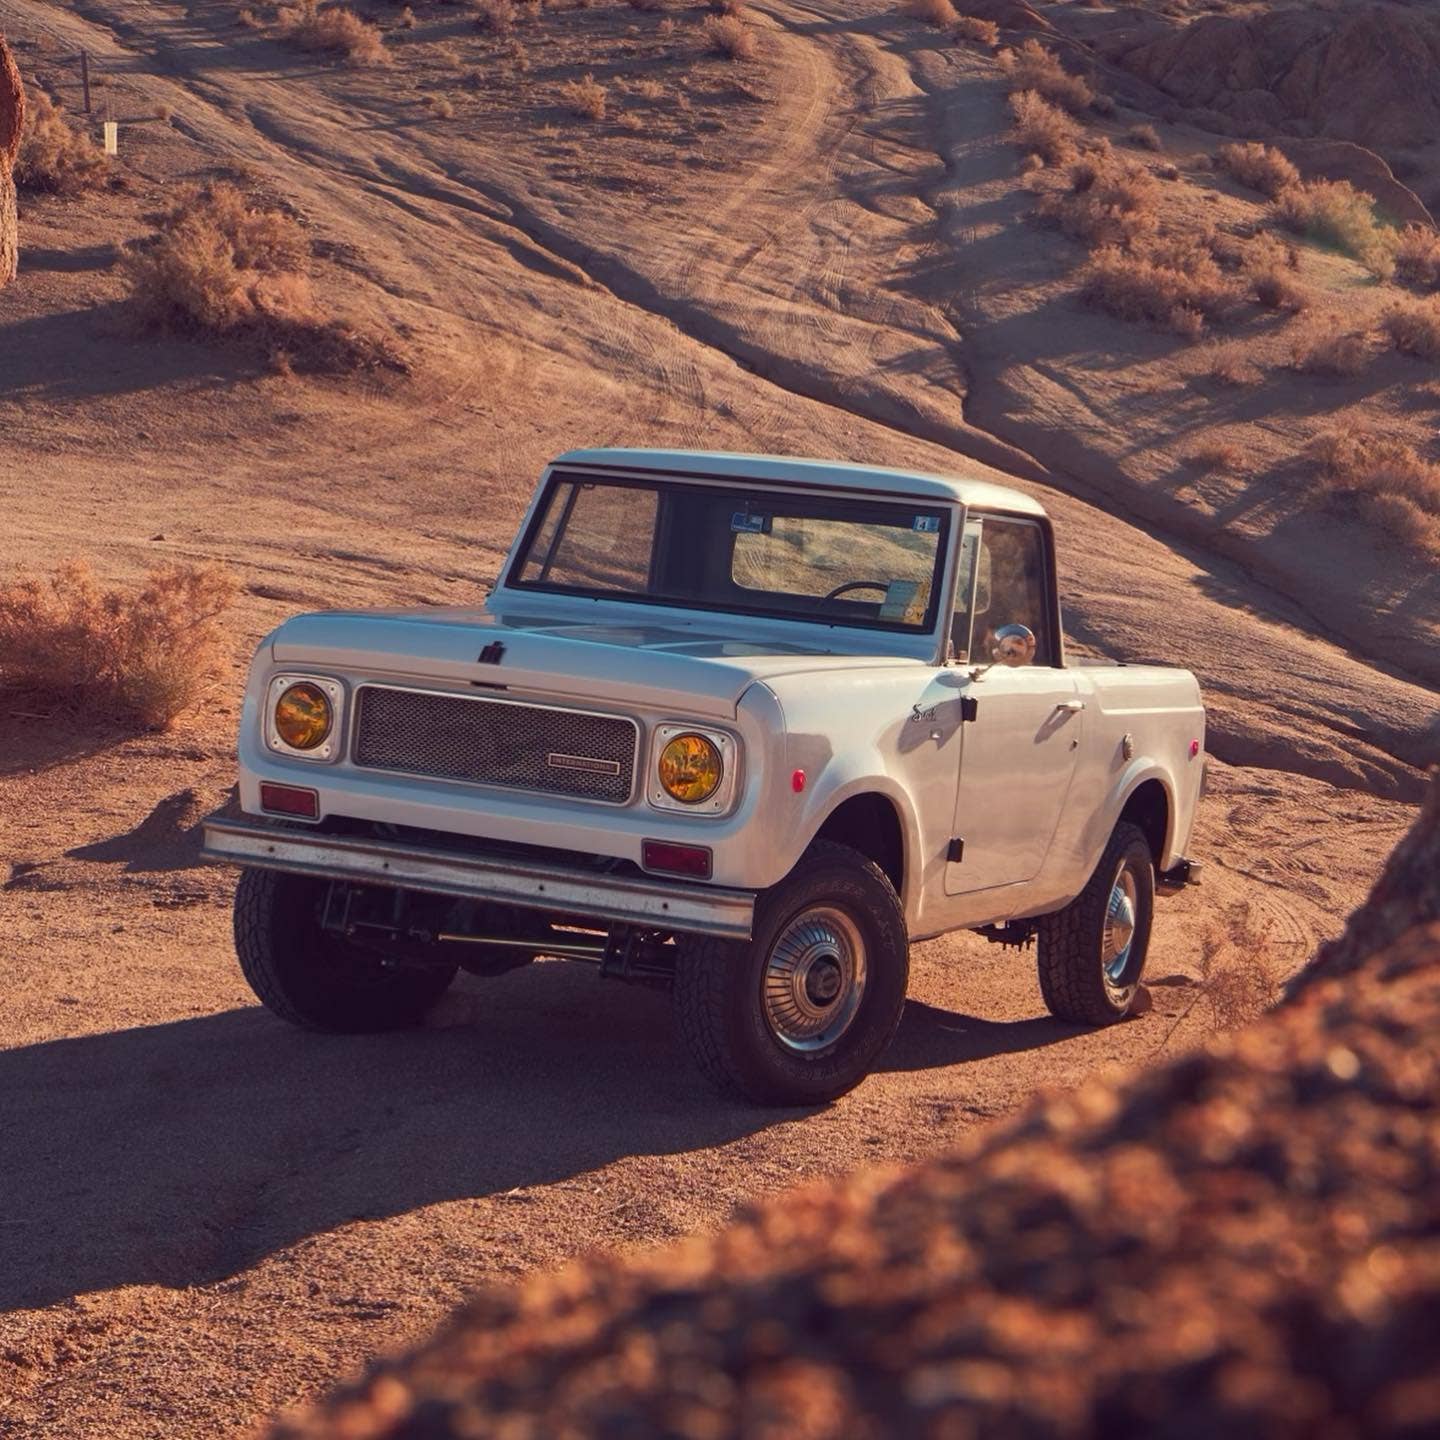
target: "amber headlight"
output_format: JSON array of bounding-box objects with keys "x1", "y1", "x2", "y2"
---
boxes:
[
  {"x1": 658, "y1": 732, "x2": 723, "y2": 805},
  {"x1": 274, "y1": 682, "x2": 333, "y2": 751}
]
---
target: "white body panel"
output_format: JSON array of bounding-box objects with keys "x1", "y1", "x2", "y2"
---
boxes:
[{"x1": 230, "y1": 450, "x2": 1204, "y2": 936}]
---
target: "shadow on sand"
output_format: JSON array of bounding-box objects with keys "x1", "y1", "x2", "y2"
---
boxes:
[{"x1": 0, "y1": 967, "x2": 1073, "y2": 1311}]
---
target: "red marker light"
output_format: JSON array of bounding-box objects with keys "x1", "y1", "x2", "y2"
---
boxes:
[
  {"x1": 259, "y1": 782, "x2": 320, "y2": 819},
  {"x1": 791, "y1": 769, "x2": 806, "y2": 793},
  {"x1": 1190, "y1": 740, "x2": 1201, "y2": 759}
]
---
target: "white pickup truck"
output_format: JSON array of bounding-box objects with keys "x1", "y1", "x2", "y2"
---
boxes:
[{"x1": 204, "y1": 449, "x2": 1204, "y2": 1105}]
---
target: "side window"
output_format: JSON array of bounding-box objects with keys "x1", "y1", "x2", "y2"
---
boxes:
[{"x1": 970, "y1": 517, "x2": 1053, "y2": 666}]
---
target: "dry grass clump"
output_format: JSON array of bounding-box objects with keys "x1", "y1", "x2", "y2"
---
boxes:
[
  {"x1": 1215, "y1": 141, "x2": 1298, "y2": 198},
  {"x1": 1126, "y1": 122, "x2": 1161, "y2": 151},
  {"x1": 122, "y1": 182, "x2": 404, "y2": 374},
  {"x1": 1195, "y1": 901, "x2": 1281, "y2": 1032},
  {"x1": 1288, "y1": 313, "x2": 1369, "y2": 378},
  {"x1": 1308, "y1": 430, "x2": 1440, "y2": 549},
  {"x1": 1185, "y1": 441, "x2": 1244, "y2": 474},
  {"x1": 899, "y1": 0, "x2": 956, "y2": 25},
  {"x1": 474, "y1": 0, "x2": 515, "y2": 32},
  {"x1": 954, "y1": 14, "x2": 998, "y2": 44},
  {"x1": 14, "y1": 89, "x2": 107, "y2": 195},
  {"x1": 1201, "y1": 341, "x2": 1258, "y2": 386},
  {"x1": 703, "y1": 14, "x2": 755, "y2": 60},
  {"x1": 1008, "y1": 90, "x2": 1081, "y2": 167},
  {"x1": 1381, "y1": 296, "x2": 1440, "y2": 361},
  {"x1": 1273, "y1": 179, "x2": 1393, "y2": 277},
  {"x1": 1080, "y1": 233, "x2": 1243, "y2": 337},
  {"x1": 0, "y1": 561, "x2": 237, "y2": 730},
  {"x1": 997, "y1": 39, "x2": 1093, "y2": 114},
  {"x1": 1036, "y1": 153, "x2": 1159, "y2": 247},
  {"x1": 1392, "y1": 225, "x2": 1440, "y2": 289},
  {"x1": 275, "y1": 0, "x2": 389, "y2": 64},
  {"x1": 560, "y1": 73, "x2": 606, "y2": 120},
  {"x1": 1250, "y1": 263, "x2": 1307, "y2": 311}
]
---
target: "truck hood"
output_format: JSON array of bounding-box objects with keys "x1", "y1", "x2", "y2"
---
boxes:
[{"x1": 270, "y1": 607, "x2": 921, "y2": 718}]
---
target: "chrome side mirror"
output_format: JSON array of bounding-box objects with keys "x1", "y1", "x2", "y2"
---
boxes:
[
  {"x1": 991, "y1": 623, "x2": 1036, "y2": 667},
  {"x1": 969, "y1": 623, "x2": 1036, "y2": 679}
]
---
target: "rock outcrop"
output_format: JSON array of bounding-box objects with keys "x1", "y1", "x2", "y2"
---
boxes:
[
  {"x1": 1102, "y1": 2, "x2": 1440, "y2": 154},
  {"x1": 1, "y1": 33, "x2": 23, "y2": 288},
  {"x1": 273, "y1": 774, "x2": 1440, "y2": 1440}
]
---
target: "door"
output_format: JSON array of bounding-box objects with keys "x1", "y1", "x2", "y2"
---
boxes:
[{"x1": 944, "y1": 515, "x2": 1082, "y2": 896}]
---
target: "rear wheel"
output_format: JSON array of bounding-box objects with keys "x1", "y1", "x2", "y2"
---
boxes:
[
  {"x1": 674, "y1": 841, "x2": 909, "y2": 1105},
  {"x1": 234, "y1": 868, "x2": 457, "y2": 1032},
  {"x1": 1035, "y1": 821, "x2": 1154, "y2": 1024}
]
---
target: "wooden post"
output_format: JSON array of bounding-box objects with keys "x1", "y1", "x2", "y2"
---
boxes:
[
  {"x1": 81, "y1": 49, "x2": 91, "y2": 114},
  {"x1": 0, "y1": 33, "x2": 23, "y2": 289}
]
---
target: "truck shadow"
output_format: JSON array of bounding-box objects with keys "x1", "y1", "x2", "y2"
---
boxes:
[{"x1": 1, "y1": 972, "x2": 1066, "y2": 1312}]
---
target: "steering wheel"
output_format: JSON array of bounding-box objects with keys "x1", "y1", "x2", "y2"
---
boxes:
[{"x1": 823, "y1": 580, "x2": 890, "y2": 602}]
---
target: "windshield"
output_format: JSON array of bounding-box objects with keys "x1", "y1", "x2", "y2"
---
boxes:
[{"x1": 508, "y1": 472, "x2": 952, "y2": 634}]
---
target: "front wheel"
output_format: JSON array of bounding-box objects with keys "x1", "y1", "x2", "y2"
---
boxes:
[
  {"x1": 234, "y1": 868, "x2": 457, "y2": 1032},
  {"x1": 1035, "y1": 821, "x2": 1154, "y2": 1025},
  {"x1": 674, "y1": 841, "x2": 909, "y2": 1106}
]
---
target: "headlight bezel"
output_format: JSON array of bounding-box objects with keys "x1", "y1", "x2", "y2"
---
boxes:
[
  {"x1": 265, "y1": 673, "x2": 345, "y2": 762},
  {"x1": 648, "y1": 722, "x2": 740, "y2": 816}
]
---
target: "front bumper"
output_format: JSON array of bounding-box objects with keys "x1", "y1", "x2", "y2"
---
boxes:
[{"x1": 201, "y1": 815, "x2": 756, "y2": 940}]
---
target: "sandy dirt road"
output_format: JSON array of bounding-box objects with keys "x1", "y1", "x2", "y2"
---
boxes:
[{"x1": 0, "y1": 0, "x2": 1431, "y2": 1434}]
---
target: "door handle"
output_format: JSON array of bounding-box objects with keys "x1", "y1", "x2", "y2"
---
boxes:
[{"x1": 1054, "y1": 699, "x2": 1085, "y2": 712}]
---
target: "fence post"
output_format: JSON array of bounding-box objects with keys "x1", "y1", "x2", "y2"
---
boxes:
[{"x1": 81, "y1": 49, "x2": 91, "y2": 113}]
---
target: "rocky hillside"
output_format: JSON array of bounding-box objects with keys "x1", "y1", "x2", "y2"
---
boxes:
[{"x1": 273, "y1": 772, "x2": 1440, "y2": 1440}]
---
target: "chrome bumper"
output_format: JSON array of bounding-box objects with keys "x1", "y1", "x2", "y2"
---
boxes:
[{"x1": 201, "y1": 815, "x2": 755, "y2": 940}]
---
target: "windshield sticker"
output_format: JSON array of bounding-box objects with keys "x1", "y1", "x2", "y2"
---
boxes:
[
  {"x1": 913, "y1": 515, "x2": 941, "y2": 534},
  {"x1": 731, "y1": 511, "x2": 772, "y2": 535},
  {"x1": 879, "y1": 579, "x2": 920, "y2": 621}
]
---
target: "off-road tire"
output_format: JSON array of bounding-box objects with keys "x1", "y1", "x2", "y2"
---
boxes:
[
  {"x1": 674, "y1": 840, "x2": 909, "y2": 1106},
  {"x1": 234, "y1": 868, "x2": 457, "y2": 1032},
  {"x1": 1036, "y1": 820, "x2": 1154, "y2": 1025}
]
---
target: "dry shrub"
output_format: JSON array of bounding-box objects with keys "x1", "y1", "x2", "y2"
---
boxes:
[
  {"x1": 1186, "y1": 441, "x2": 1244, "y2": 474},
  {"x1": 954, "y1": 14, "x2": 998, "y2": 44},
  {"x1": 1308, "y1": 430, "x2": 1440, "y2": 549},
  {"x1": 1080, "y1": 234, "x2": 1243, "y2": 336},
  {"x1": 1392, "y1": 225, "x2": 1440, "y2": 290},
  {"x1": 1382, "y1": 296, "x2": 1440, "y2": 361},
  {"x1": 1273, "y1": 179, "x2": 1394, "y2": 277},
  {"x1": 560, "y1": 73, "x2": 606, "y2": 120},
  {"x1": 703, "y1": 14, "x2": 755, "y2": 60},
  {"x1": 14, "y1": 89, "x2": 107, "y2": 195},
  {"x1": 628, "y1": 0, "x2": 665, "y2": 11},
  {"x1": 474, "y1": 0, "x2": 515, "y2": 31},
  {"x1": 1288, "y1": 314, "x2": 1369, "y2": 378},
  {"x1": 1196, "y1": 901, "x2": 1281, "y2": 1033},
  {"x1": 1215, "y1": 141, "x2": 1298, "y2": 198},
  {"x1": 1250, "y1": 264, "x2": 1307, "y2": 311},
  {"x1": 1036, "y1": 154, "x2": 1159, "y2": 246},
  {"x1": 275, "y1": 0, "x2": 389, "y2": 64},
  {"x1": 396, "y1": 5, "x2": 416, "y2": 26},
  {"x1": 899, "y1": 0, "x2": 957, "y2": 26},
  {"x1": 1127, "y1": 122, "x2": 1161, "y2": 152},
  {"x1": 0, "y1": 561, "x2": 237, "y2": 730},
  {"x1": 122, "y1": 183, "x2": 404, "y2": 374},
  {"x1": 1202, "y1": 341, "x2": 1257, "y2": 386},
  {"x1": 708, "y1": 0, "x2": 747, "y2": 11},
  {"x1": 997, "y1": 39, "x2": 1093, "y2": 114},
  {"x1": 1008, "y1": 90, "x2": 1081, "y2": 167}
]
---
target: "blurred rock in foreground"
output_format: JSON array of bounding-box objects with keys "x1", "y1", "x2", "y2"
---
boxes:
[{"x1": 274, "y1": 777, "x2": 1440, "y2": 1440}]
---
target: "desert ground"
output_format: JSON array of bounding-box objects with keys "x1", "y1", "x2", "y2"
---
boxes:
[{"x1": 0, "y1": 0, "x2": 1436, "y2": 1435}]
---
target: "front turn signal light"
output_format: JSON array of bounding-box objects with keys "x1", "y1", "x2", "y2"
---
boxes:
[
  {"x1": 274, "y1": 682, "x2": 333, "y2": 751},
  {"x1": 658, "y1": 732, "x2": 723, "y2": 805}
]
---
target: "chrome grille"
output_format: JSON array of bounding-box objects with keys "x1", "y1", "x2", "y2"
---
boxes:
[{"x1": 352, "y1": 687, "x2": 637, "y2": 804}]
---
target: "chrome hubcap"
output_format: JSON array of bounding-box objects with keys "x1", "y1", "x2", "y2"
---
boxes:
[
  {"x1": 1103, "y1": 865, "x2": 1139, "y2": 997},
  {"x1": 762, "y1": 906, "x2": 867, "y2": 1053}
]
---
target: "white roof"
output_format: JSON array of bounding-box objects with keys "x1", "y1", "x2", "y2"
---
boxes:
[{"x1": 552, "y1": 448, "x2": 1046, "y2": 516}]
